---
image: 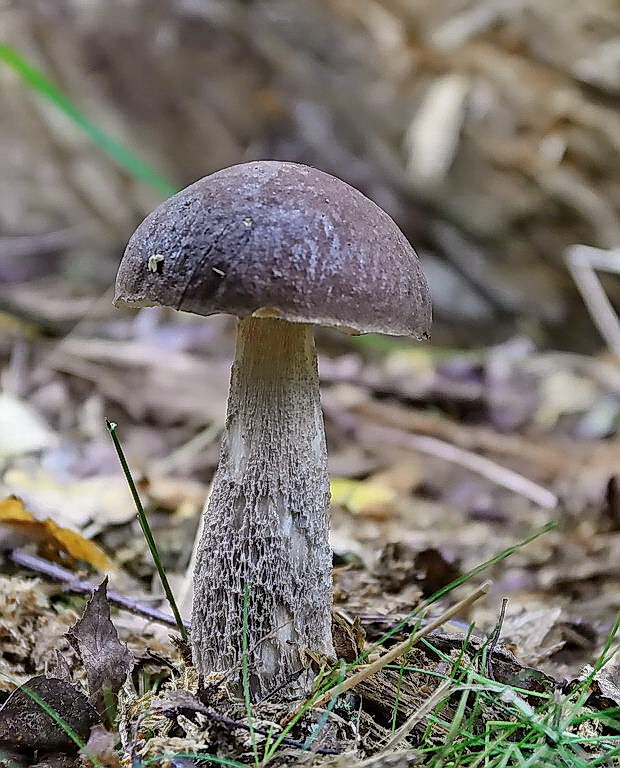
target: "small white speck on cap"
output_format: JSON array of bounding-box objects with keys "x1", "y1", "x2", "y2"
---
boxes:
[
  {"x1": 148, "y1": 254, "x2": 165, "y2": 273},
  {"x1": 212, "y1": 266, "x2": 226, "y2": 276}
]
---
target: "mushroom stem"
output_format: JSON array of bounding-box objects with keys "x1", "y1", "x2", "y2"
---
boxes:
[{"x1": 191, "y1": 316, "x2": 334, "y2": 700}]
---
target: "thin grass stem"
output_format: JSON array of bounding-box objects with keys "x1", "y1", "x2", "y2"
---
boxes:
[
  {"x1": 0, "y1": 44, "x2": 177, "y2": 197},
  {"x1": 106, "y1": 419, "x2": 188, "y2": 642}
]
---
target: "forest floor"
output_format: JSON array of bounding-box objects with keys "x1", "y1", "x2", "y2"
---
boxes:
[{"x1": 0, "y1": 274, "x2": 619, "y2": 767}]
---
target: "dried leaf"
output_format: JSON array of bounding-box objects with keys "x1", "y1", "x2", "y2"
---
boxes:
[
  {"x1": 2, "y1": 470, "x2": 135, "y2": 528},
  {"x1": 580, "y1": 654, "x2": 620, "y2": 707},
  {"x1": 500, "y1": 606, "x2": 565, "y2": 665},
  {"x1": 375, "y1": 543, "x2": 460, "y2": 596},
  {"x1": 47, "y1": 651, "x2": 73, "y2": 683},
  {"x1": 0, "y1": 393, "x2": 58, "y2": 460},
  {"x1": 0, "y1": 676, "x2": 98, "y2": 753},
  {"x1": 332, "y1": 612, "x2": 366, "y2": 663},
  {"x1": 535, "y1": 370, "x2": 598, "y2": 429},
  {"x1": 330, "y1": 478, "x2": 396, "y2": 518},
  {"x1": 67, "y1": 579, "x2": 134, "y2": 719},
  {"x1": 80, "y1": 725, "x2": 118, "y2": 768},
  {"x1": 0, "y1": 497, "x2": 114, "y2": 572}
]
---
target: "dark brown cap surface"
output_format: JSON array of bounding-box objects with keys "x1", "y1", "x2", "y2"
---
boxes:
[{"x1": 114, "y1": 161, "x2": 431, "y2": 337}]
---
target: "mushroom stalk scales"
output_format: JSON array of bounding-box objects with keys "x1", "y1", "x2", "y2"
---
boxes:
[
  {"x1": 114, "y1": 159, "x2": 431, "y2": 701},
  {"x1": 191, "y1": 316, "x2": 335, "y2": 698}
]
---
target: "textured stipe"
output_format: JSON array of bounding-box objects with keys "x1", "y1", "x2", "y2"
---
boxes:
[
  {"x1": 114, "y1": 161, "x2": 431, "y2": 338},
  {"x1": 191, "y1": 318, "x2": 334, "y2": 699}
]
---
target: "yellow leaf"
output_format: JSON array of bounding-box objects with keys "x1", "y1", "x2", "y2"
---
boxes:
[
  {"x1": 330, "y1": 478, "x2": 396, "y2": 518},
  {"x1": 0, "y1": 496, "x2": 115, "y2": 572},
  {"x1": 0, "y1": 496, "x2": 32, "y2": 522}
]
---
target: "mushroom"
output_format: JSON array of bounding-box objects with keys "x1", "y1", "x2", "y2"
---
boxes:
[{"x1": 114, "y1": 161, "x2": 431, "y2": 700}]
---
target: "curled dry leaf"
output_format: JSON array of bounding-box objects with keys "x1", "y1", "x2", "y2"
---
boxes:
[
  {"x1": 67, "y1": 578, "x2": 134, "y2": 720},
  {"x1": 332, "y1": 612, "x2": 366, "y2": 663},
  {"x1": 579, "y1": 654, "x2": 620, "y2": 707},
  {"x1": 0, "y1": 497, "x2": 114, "y2": 572},
  {"x1": 0, "y1": 675, "x2": 98, "y2": 753}
]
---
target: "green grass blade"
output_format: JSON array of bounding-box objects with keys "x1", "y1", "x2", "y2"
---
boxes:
[
  {"x1": 357, "y1": 522, "x2": 557, "y2": 666},
  {"x1": 561, "y1": 612, "x2": 620, "y2": 730},
  {"x1": 273, "y1": 522, "x2": 557, "y2": 759},
  {"x1": 302, "y1": 659, "x2": 347, "y2": 752},
  {"x1": 0, "y1": 44, "x2": 177, "y2": 197},
  {"x1": 106, "y1": 419, "x2": 188, "y2": 642}
]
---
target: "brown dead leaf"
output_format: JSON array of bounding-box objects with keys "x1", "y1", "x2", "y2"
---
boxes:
[
  {"x1": 0, "y1": 497, "x2": 114, "y2": 572},
  {"x1": 47, "y1": 651, "x2": 73, "y2": 683},
  {"x1": 67, "y1": 578, "x2": 134, "y2": 720},
  {"x1": 80, "y1": 725, "x2": 118, "y2": 768},
  {"x1": 332, "y1": 612, "x2": 366, "y2": 663},
  {"x1": 579, "y1": 654, "x2": 620, "y2": 707},
  {"x1": 0, "y1": 675, "x2": 98, "y2": 753},
  {"x1": 375, "y1": 543, "x2": 460, "y2": 596}
]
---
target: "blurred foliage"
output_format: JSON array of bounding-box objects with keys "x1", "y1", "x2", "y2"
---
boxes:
[
  {"x1": 0, "y1": 44, "x2": 176, "y2": 196},
  {"x1": 1, "y1": 0, "x2": 620, "y2": 348}
]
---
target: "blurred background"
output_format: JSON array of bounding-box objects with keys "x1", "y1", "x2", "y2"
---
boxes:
[
  {"x1": 1, "y1": 0, "x2": 620, "y2": 674},
  {"x1": 3, "y1": 0, "x2": 620, "y2": 349}
]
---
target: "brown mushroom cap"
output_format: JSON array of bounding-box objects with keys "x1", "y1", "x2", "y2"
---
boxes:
[{"x1": 114, "y1": 161, "x2": 431, "y2": 338}]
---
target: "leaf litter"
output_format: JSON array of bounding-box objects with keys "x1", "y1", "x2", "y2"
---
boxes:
[
  {"x1": 66, "y1": 579, "x2": 134, "y2": 721},
  {"x1": 0, "y1": 301, "x2": 619, "y2": 764},
  {"x1": 0, "y1": 497, "x2": 115, "y2": 572}
]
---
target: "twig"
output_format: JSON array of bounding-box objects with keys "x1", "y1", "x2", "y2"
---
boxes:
[
  {"x1": 150, "y1": 420, "x2": 223, "y2": 476},
  {"x1": 319, "y1": 354, "x2": 485, "y2": 405},
  {"x1": 168, "y1": 704, "x2": 340, "y2": 756},
  {"x1": 0, "y1": 228, "x2": 81, "y2": 258},
  {"x1": 8, "y1": 550, "x2": 190, "y2": 630},
  {"x1": 354, "y1": 399, "x2": 565, "y2": 474},
  {"x1": 486, "y1": 597, "x2": 508, "y2": 681},
  {"x1": 330, "y1": 405, "x2": 558, "y2": 509},
  {"x1": 565, "y1": 245, "x2": 620, "y2": 356},
  {"x1": 300, "y1": 581, "x2": 490, "y2": 714}
]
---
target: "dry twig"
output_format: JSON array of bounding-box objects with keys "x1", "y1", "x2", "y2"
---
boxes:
[
  {"x1": 329, "y1": 406, "x2": 559, "y2": 509},
  {"x1": 295, "y1": 580, "x2": 490, "y2": 717},
  {"x1": 8, "y1": 550, "x2": 189, "y2": 631}
]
